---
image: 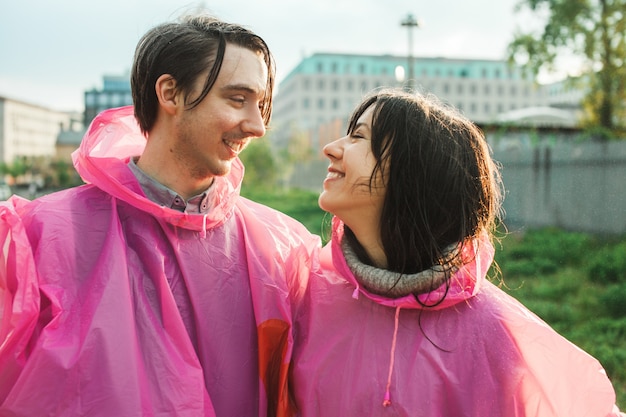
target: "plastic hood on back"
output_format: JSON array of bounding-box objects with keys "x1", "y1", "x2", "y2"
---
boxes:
[
  {"x1": 291, "y1": 217, "x2": 623, "y2": 417},
  {"x1": 74, "y1": 105, "x2": 240, "y2": 231}
]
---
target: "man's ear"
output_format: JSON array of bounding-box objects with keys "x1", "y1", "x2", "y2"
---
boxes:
[{"x1": 155, "y1": 74, "x2": 180, "y2": 116}]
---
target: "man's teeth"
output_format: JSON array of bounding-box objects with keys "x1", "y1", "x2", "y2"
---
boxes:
[{"x1": 225, "y1": 140, "x2": 245, "y2": 153}]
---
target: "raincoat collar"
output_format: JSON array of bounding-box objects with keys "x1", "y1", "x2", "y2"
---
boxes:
[
  {"x1": 72, "y1": 105, "x2": 242, "y2": 232},
  {"x1": 323, "y1": 216, "x2": 494, "y2": 310}
]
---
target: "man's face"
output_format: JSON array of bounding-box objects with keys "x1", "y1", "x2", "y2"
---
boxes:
[{"x1": 174, "y1": 44, "x2": 268, "y2": 181}]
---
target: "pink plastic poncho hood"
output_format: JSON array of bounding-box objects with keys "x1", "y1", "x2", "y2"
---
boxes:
[
  {"x1": 74, "y1": 105, "x2": 239, "y2": 232},
  {"x1": 291, "y1": 217, "x2": 622, "y2": 417},
  {"x1": 326, "y1": 217, "x2": 490, "y2": 310},
  {"x1": 0, "y1": 106, "x2": 320, "y2": 417}
]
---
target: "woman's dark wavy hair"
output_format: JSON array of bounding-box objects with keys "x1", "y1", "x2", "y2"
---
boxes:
[
  {"x1": 131, "y1": 14, "x2": 275, "y2": 134},
  {"x1": 345, "y1": 88, "x2": 503, "y2": 276}
]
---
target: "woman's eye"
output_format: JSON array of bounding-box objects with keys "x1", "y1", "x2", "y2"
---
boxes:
[{"x1": 231, "y1": 97, "x2": 245, "y2": 104}]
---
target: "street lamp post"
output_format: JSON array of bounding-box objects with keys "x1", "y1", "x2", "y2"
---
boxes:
[{"x1": 401, "y1": 13, "x2": 419, "y2": 92}]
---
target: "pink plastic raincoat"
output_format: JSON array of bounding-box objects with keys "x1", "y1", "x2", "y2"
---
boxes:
[
  {"x1": 0, "y1": 106, "x2": 320, "y2": 417},
  {"x1": 291, "y1": 218, "x2": 622, "y2": 416}
]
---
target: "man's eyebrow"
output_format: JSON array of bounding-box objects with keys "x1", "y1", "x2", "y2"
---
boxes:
[{"x1": 220, "y1": 83, "x2": 262, "y2": 96}]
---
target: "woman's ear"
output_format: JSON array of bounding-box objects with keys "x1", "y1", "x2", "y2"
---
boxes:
[{"x1": 155, "y1": 74, "x2": 179, "y2": 116}]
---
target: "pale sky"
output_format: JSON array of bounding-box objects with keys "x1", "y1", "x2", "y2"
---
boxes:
[{"x1": 0, "y1": 0, "x2": 536, "y2": 112}]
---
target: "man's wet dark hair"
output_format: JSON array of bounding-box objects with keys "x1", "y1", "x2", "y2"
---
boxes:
[{"x1": 131, "y1": 15, "x2": 275, "y2": 134}]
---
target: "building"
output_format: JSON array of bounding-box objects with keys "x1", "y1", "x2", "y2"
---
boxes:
[
  {"x1": 84, "y1": 73, "x2": 133, "y2": 126},
  {"x1": 0, "y1": 96, "x2": 73, "y2": 166},
  {"x1": 271, "y1": 52, "x2": 551, "y2": 154},
  {"x1": 56, "y1": 116, "x2": 85, "y2": 163}
]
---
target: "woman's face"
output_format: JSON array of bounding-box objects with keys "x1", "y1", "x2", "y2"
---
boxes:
[{"x1": 319, "y1": 104, "x2": 386, "y2": 231}]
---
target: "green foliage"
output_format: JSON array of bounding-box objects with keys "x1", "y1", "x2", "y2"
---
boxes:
[
  {"x1": 600, "y1": 284, "x2": 626, "y2": 318},
  {"x1": 496, "y1": 227, "x2": 626, "y2": 406},
  {"x1": 49, "y1": 160, "x2": 82, "y2": 188},
  {"x1": 587, "y1": 242, "x2": 626, "y2": 284},
  {"x1": 240, "y1": 186, "x2": 329, "y2": 239},
  {"x1": 0, "y1": 157, "x2": 29, "y2": 179},
  {"x1": 497, "y1": 227, "x2": 592, "y2": 273},
  {"x1": 508, "y1": 0, "x2": 626, "y2": 133},
  {"x1": 238, "y1": 137, "x2": 279, "y2": 189}
]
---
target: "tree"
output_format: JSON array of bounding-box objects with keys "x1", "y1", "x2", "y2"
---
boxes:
[
  {"x1": 0, "y1": 157, "x2": 29, "y2": 184},
  {"x1": 507, "y1": 0, "x2": 626, "y2": 136},
  {"x1": 239, "y1": 136, "x2": 279, "y2": 189}
]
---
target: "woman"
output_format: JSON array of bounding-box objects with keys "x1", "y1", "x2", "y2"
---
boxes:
[{"x1": 292, "y1": 89, "x2": 622, "y2": 416}]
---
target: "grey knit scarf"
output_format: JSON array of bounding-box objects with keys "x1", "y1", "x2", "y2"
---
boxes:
[{"x1": 341, "y1": 237, "x2": 458, "y2": 298}]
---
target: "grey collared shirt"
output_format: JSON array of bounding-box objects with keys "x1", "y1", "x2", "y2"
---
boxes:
[{"x1": 128, "y1": 157, "x2": 212, "y2": 214}]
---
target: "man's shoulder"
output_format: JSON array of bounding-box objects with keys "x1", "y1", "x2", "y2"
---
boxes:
[
  {"x1": 21, "y1": 184, "x2": 112, "y2": 224},
  {"x1": 235, "y1": 196, "x2": 321, "y2": 245},
  {"x1": 236, "y1": 196, "x2": 306, "y2": 226}
]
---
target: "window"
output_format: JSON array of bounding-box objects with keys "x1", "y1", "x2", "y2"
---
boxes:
[
  {"x1": 85, "y1": 93, "x2": 96, "y2": 106},
  {"x1": 303, "y1": 98, "x2": 310, "y2": 109},
  {"x1": 110, "y1": 92, "x2": 123, "y2": 106},
  {"x1": 318, "y1": 98, "x2": 325, "y2": 109},
  {"x1": 484, "y1": 85, "x2": 490, "y2": 95},
  {"x1": 318, "y1": 79, "x2": 325, "y2": 90}
]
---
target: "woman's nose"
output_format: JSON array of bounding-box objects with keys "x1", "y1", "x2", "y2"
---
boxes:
[{"x1": 323, "y1": 136, "x2": 345, "y2": 159}]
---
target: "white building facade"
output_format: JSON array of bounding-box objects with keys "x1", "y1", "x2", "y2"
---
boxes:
[
  {"x1": 271, "y1": 53, "x2": 551, "y2": 154},
  {"x1": 0, "y1": 96, "x2": 72, "y2": 165}
]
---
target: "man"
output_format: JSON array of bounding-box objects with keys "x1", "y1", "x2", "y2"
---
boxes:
[{"x1": 0, "y1": 15, "x2": 319, "y2": 417}]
